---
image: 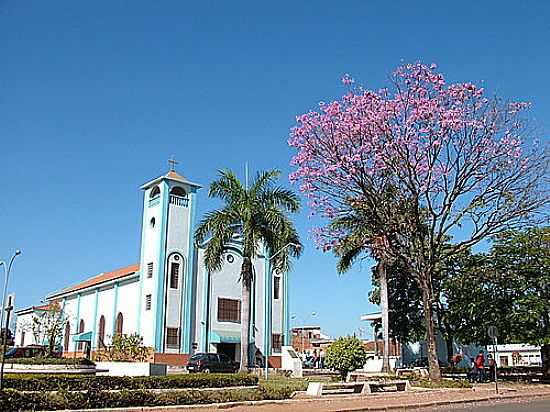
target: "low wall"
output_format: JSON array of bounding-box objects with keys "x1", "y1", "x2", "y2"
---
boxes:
[
  {"x1": 95, "y1": 362, "x2": 167, "y2": 376},
  {"x1": 3, "y1": 363, "x2": 97, "y2": 374},
  {"x1": 153, "y1": 352, "x2": 190, "y2": 367},
  {"x1": 268, "y1": 356, "x2": 282, "y2": 368}
]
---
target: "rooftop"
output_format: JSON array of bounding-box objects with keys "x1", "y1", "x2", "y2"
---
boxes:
[
  {"x1": 15, "y1": 303, "x2": 53, "y2": 315},
  {"x1": 46, "y1": 263, "x2": 140, "y2": 299},
  {"x1": 140, "y1": 169, "x2": 202, "y2": 190}
]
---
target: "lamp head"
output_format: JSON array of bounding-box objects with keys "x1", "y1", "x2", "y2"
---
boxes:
[
  {"x1": 15, "y1": 250, "x2": 22, "y2": 256},
  {"x1": 289, "y1": 243, "x2": 302, "y2": 253}
]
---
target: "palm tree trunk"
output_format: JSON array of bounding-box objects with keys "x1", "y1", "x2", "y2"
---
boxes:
[
  {"x1": 420, "y1": 278, "x2": 441, "y2": 381},
  {"x1": 379, "y1": 260, "x2": 391, "y2": 373},
  {"x1": 240, "y1": 258, "x2": 252, "y2": 372}
]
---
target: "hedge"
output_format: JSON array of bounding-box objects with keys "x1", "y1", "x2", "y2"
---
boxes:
[
  {"x1": 0, "y1": 386, "x2": 292, "y2": 412},
  {"x1": 441, "y1": 366, "x2": 543, "y2": 374},
  {"x1": 3, "y1": 373, "x2": 258, "y2": 392},
  {"x1": 4, "y1": 357, "x2": 95, "y2": 366}
]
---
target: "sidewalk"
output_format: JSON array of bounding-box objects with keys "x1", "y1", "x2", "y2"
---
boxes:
[
  {"x1": 191, "y1": 385, "x2": 550, "y2": 412},
  {"x1": 58, "y1": 384, "x2": 550, "y2": 412}
]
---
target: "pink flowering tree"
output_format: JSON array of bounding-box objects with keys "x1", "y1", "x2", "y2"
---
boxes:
[{"x1": 289, "y1": 63, "x2": 548, "y2": 381}]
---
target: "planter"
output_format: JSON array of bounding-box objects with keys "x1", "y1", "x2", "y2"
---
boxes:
[{"x1": 95, "y1": 361, "x2": 167, "y2": 376}]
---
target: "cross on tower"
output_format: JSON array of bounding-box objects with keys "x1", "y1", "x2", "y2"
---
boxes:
[{"x1": 168, "y1": 155, "x2": 179, "y2": 172}]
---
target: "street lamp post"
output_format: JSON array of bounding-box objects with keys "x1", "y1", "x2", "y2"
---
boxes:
[
  {"x1": 0, "y1": 250, "x2": 22, "y2": 341},
  {"x1": 0, "y1": 249, "x2": 22, "y2": 390},
  {"x1": 264, "y1": 242, "x2": 300, "y2": 380}
]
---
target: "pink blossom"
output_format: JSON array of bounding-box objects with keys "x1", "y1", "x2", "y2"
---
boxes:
[{"x1": 288, "y1": 62, "x2": 535, "y2": 251}]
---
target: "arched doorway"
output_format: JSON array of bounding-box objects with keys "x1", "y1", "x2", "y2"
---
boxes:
[
  {"x1": 64, "y1": 321, "x2": 70, "y2": 352},
  {"x1": 78, "y1": 319, "x2": 85, "y2": 351},
  {"x1": 115, "y1": 312, "x2": 123, "y2": 336},
  {"x1": 97, "y1": 316, "x2": 106, "y2": 348}
]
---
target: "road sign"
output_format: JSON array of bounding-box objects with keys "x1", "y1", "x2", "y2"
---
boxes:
[{"x1": 488, "y1": 325, "x2": 498, "y2": 339}]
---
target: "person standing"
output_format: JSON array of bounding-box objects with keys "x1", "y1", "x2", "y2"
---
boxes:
[
  {"x1": 319, "y1": 348, "x2": 325, "y2": 369},
  {"x1": 487, "y1": 354, "x2": 496, "y2": 382},
  {"x1": 474, "y1": 350, "x2": 486, "y2": 382}
]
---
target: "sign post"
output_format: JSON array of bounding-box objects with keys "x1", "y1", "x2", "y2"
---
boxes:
[
  {"x1": 0, "y1": 293, "x2": 15, "y2": 390},
  {"x1": 487, "y1": 326, "x2": 498, "y2": 394}
]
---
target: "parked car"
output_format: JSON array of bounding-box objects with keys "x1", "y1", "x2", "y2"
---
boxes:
[
  {"x1": 406, "y1": 357, "x2": 445, "y2": 368},
  {"x1": 3, "y1": 345, "x2": 53, "y2": 359},
  {"x1": 186, "y1": 353, "x2": 239, "y2": 373}
]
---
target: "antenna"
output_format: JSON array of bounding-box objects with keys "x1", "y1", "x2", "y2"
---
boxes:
[{"x1": 245, "y1": 161, "x2": 249, "y2": 190}]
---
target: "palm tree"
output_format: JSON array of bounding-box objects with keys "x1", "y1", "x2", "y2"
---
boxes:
[
  {"x1": 195, "y1": 169, "x2": 302, "y2": 371},
  {"x1": 331, "y1": 207, "x2": 392, "y2": 373}
]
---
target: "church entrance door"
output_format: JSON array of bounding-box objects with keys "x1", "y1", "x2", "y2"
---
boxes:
[{"x1": 217, "y1": 343, "x2": 237, "y2": 361}]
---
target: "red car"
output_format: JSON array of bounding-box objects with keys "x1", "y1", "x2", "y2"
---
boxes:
[{"x1": 4, "y1": 345, "x2": 60, "y2": 359}]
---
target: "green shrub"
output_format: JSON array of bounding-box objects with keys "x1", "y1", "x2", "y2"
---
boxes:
[
  {"x1": 3, "y1": 373, "x2": 258, "y2": 392},
  {"x1": 0, "y1": 385, "x2": 289, "y2": 412},
  {"x1": 94, "y1": 333, "x2": 151, "y2": 362},
  {"x1": 4, "y1": 357, "x2": 95, "y2": 366},
  {"x1": 325, "y1": 336, "x2": 367, "y2": 379}
]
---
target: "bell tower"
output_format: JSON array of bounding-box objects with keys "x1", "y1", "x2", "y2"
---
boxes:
[{"x1": 137, "y1": 158, "x2": 201, "y2": 354}]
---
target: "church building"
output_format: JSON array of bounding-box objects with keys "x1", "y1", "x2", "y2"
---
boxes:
[{"x1": 14, "y1": 166, "x2": 290, "y2": 366}]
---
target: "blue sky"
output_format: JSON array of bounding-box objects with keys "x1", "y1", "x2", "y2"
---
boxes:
[{"x1": 1, "y1": 1, "x2": 549, "y2": 339}]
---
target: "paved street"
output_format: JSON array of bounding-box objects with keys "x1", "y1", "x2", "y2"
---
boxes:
[{"x1": 425, "y1": 398, "x2": 550, "y2": 411}]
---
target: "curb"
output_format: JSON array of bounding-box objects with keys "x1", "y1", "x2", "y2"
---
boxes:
[
  {"x1": 45, "y1": 389, "x2": 550, "y2": 412},
  {"x1": 338, "y1": 392, "x2": 550, "y2": 411}
]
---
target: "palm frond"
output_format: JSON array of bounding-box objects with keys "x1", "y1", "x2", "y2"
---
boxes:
[
  {"x1": 208, "y1": 169, "x2": 245, "y2": 204},
  {"x1": 249, "y1": 169, "x2": 281, "y2": 197},
  {"x1": 260, "y1": 186, "x2": 301, "y2": 213}
]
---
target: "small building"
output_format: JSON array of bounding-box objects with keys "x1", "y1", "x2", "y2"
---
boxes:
[
  {"x1": 486, "y1": 344, "x2": 542, "y2": 367},
  {"x1": 291, "y1": 326, "x2": 330, "y2": 353},
  {"x1": 13, "y1": 304, "x2": 51, "y2": 347}
]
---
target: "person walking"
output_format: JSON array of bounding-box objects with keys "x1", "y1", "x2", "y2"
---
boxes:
[
  {"x1": 474, "y1": 350, "x2": 486, "y2": 383},
  {"x1": 319, "y1": 348, "x2": 325, "y2": 369},
  {"x1": 312, "y1": 349, "x2": 318, "y2": 369}
]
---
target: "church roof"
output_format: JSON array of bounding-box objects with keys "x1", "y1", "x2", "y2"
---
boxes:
[
  {"x1": 140, "y1": 170, "x2": 202, "y2": 190},
  {"x1": 46, "y1": 263, "x2": 140, "y2": 299},
  {"x1": 14, "y1": 303, "x2": 52, "y2": 315}
]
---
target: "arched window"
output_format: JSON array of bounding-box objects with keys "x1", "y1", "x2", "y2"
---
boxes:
[
  {"x1": 115, "y1": 312, "x2": 124, "y2": 336},
  {"x1": 170, "y1": 186, "x2": 186, "y2": 197},
  {"x1": 98, "y1": 316, "x2": 106, "y2": 348},
  {"x1": 167, "y1": 254, "x2": 183, "y2": 289},
  {"x1": 78, "y1": 319, "x2": 85, "y2": 351},
  {"x1": 149, "y1": 185, "x2": 161, "y2": 198},
  {"x1": 64, "y1": 321, "x2": 70, "y2": 352}
]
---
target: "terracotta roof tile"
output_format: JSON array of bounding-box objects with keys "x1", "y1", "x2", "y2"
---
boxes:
[{"x1": 52, "y1": 263, "x2": 139, "y2": 296}]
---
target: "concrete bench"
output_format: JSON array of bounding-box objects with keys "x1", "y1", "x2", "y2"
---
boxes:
[
  {"x1": 362, "y1": 380, "x2": 410, "y2": 394},
  {"x1": 306, "y1": 380, "x2": 410, "y2": 396}
]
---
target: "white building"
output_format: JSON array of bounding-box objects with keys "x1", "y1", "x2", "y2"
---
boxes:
[
  {"x1": 486, "y1": 344, "x2": 542, "y2": 367},
  {"x1": 360, "y1": 313, "x2": 542, "y2": 369},
  {"x1": 14, "y1": 166, "x2": 290, "y2": 367}
]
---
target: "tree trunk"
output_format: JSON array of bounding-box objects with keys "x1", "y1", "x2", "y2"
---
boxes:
[
  {"x1": 445, "y1": 335, "x2": 454, "y2": 366},
  {"x1": 541, "y1": 344, "x2": 550, "y2": 378},
  {"x1": 420, "y1": 280, "x2": 441, "y2": 381},
  {"x1": 379, "y1": 260, "x2": 391, "y2": 374},
  {"x1": 239, "y1": 258, "x2": 252, "y2": 372}
]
